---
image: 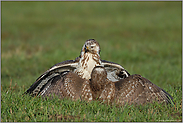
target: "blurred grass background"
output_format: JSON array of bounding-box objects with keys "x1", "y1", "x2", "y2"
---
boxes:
[{"x1": 1, "y1": 1, "x2": 182, "y2": 122}]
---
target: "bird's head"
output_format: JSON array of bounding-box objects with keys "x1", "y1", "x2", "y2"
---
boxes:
[{"x1": 80, "y1": 39, "x2": 100, "y2": 56}]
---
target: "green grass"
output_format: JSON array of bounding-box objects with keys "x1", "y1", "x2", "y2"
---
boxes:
[{"x1": 1, "y1": 1, "x2": 182, "y2": 122}]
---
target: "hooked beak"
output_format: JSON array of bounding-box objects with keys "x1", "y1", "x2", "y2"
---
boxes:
[{"x1": 85, "y1": 45, "x2": 90, "y2": 53}]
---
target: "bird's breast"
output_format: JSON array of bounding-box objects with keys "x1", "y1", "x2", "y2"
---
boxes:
[{"x1": 75, "y1": 53, "x2": 102, "y2": 79}]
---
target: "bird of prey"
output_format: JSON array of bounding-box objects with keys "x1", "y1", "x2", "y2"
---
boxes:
[
  {"x1": 90, "y1": 66, "x2": 174, "y2": 105},
  {"x1": 24, "y1": 39, "x2": 130, "y2": 96}
]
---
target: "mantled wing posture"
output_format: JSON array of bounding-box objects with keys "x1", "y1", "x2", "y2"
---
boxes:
[
  {"x1": 90, "y1": 66, "x2": 174, "y2": 105},
  {"x1": 24, "y1": 39, "x2": 129, "y2": 96}
]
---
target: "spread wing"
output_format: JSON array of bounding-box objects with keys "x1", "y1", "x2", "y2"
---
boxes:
[
  {"x1": 141, "y1": 75, "x2": 174, "y2": 105},
  {"x1": 115, "y1": 74, "x2": 174, "y2": 105},
  {"x1": 101, "y1": 60, "x2": 130, "y2": 82},
  {"x1": 24, "y1": 60, "x2": 79, "y2": 96}
]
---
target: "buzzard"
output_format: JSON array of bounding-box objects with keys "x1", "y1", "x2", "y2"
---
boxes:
[
  {"x1": 90, "y1": 66, "x2": 174, "y2": 105},
  {"x1": 24, "y1": 39, "x2": 129, "y2": 96}
]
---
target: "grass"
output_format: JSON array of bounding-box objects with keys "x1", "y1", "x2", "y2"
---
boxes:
[{"x1": 1, "y1": 1, "x2": 182, "y2": 122}]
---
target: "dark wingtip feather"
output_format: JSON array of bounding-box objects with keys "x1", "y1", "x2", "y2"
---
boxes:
[{"x1": 161, "y1": 89, "x2": 175, "y2": 106}]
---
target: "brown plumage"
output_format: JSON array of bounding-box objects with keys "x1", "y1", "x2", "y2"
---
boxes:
[
  {"x1": 34, "y1": 66, "x2": 126, "y2": 102},
  {"x1": 90, "y1": 66, "x2": 174, "y2": 105},
  {"x1": 40, "y1": 72, "x2": 93, "y2": 101},
  {"x1": 24, "y1": 39, "x2": 129, "y2": 96},
  {"x1": 90, "y1": 66, "x2": 115, "y2": 102}
]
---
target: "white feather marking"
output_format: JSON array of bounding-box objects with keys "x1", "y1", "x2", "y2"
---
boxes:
[
  {"x1": 40, "y1": 84, "x2": 51, "y2": 96},
  {"x1": 107, "y1": 95, "x2": 111, "y2": 99},
  {"x1": 75, "y1": 53, "x2": 101, "y2": 79},
  {"x1": 89, "y1": 96, "x2": 93, "y2": 101},
  {"x1": 149, "y1": 86, "x2": 152, "y2": 90}
]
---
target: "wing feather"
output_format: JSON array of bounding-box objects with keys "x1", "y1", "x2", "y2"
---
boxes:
[
  {"x1": 24, "y1": 60, "x2": 78, "y2": 96},
  {"x1": 114, "y1": 74, "x2": 174, "y2": 105},
  {"x1": 101, "y1": 60, "x2": 130, "y2": 82},
  {"x1": 141, "y1": 76, "x2": 174, "y2": 105}
]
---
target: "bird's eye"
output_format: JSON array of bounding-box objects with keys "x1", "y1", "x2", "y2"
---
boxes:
[{"x1": 91, "y1": 46, "x2": 94, "y2": 48}]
